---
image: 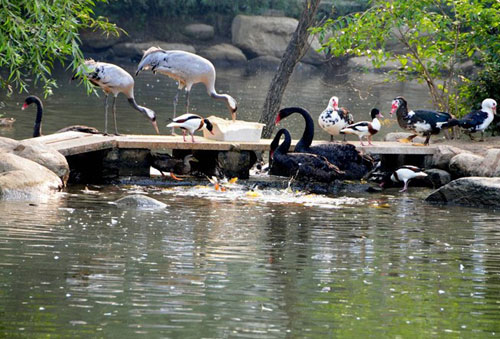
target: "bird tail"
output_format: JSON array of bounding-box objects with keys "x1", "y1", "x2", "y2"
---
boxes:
[
  {"x1": 166, "y1": 122, "x2": 178, "y2": 128},
  {"x1": 437, "y1": 119, "x2": 459, "y2": 129},
  {"x1": 339, "y1": 128, "x2": 353, "y2": 135}
]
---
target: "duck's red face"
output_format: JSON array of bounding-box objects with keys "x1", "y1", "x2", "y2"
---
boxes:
[
  {"x1": 330, "y1": 97, "x2": 339, "y2": 110},
  {"x1": 390, "y1": 100, "x2": 400, "y2": 115}
]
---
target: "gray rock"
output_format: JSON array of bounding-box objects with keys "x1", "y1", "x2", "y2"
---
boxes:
[
  {"x1": 449, "y1": 153, "x2": 484, "y2": 177},
  {"x1": 114, "y1": 194, "x2": 167, "y2": 209},
  {"x1": 431, "y1": 145, "x2": 467, "y2": 170},
  {"x1": 199, "y1": 44, "x2": 247, "y2": 66},
  {"x1": 184, "y1": 24, "x2": 214, "y2": 41},
  {"x1": 425, "y1": 177, "x2": 500, "y2": 207},
  {"x1": 231, "y1": 15, "x2": 324, "y2": 65},
  {"x1": 480, "y1": 148, "x2": 500, "y2": 177},
  {"x1": 0, "y1": 137, "x2": 69, "y2": 184},
  {"x1": 113, "y1": 41, "x2": 196, "y2": 60},
  {"x1": 0, "y1": 153, "x2": 63, "y2": 199},
  {"x1": 246, "y1": 55, "x2": 281, "y2": 74},
  {"x1": 424, "y1": 168, "x2": 451, "y2": 188},
  {"x1": 79, "y1": 28, "x2": 123, "y2": 50}
]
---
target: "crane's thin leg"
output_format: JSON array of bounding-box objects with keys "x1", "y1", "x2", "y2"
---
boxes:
[
  {"x1": 104, "y1": 94, "x2": 109, "y2": 134},
  {"x1": 186, "y1": 90, "x2": 190, "y2": 113},
  {"x1": 172, "y1": 89, "x2": 180, "y2": 135},
  {"x1": 112, "y1": 96, "x2": 119, "y2": 135}
]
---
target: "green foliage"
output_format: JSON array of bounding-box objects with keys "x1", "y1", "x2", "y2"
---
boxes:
[
  {"x1": 312, "y1": 0, "x2": 500, "y2": 116},
  {"x1": 0, "y1": 0, "x2": 120, "y2": 97}
]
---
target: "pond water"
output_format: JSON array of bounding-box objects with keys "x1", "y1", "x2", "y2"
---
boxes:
[{"x1": 1, "y1": 65, "x2": 500, "y2": 337}]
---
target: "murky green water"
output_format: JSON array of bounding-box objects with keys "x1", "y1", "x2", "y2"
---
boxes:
[
  {"x1": 1, "y1": 66, "x2": 500, "y2": 337},
  {"x1": 1, "y1": 184, "x2": 500, "y2": 337}
]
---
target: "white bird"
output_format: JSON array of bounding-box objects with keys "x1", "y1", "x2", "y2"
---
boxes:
[
  {"x1": 135, "y1": 47, "x2": 238, "y2": 132},
  {"x1": 76, "y1": 59, "x2": 159, "y2": 135},
  {"x1": 340, "y1": 108, "x2": 383, "y2": 146},
  {"x1": 318, "y1": 96, "x2": 353, "y2": 141},
  {"x1": 389, "y1": 165, "x2": 428, "y2": 192},
  {"x1": 166, "y1": 113, "x2": 214, "y2": 143}
]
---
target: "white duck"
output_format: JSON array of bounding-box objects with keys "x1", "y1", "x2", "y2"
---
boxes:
[
  {"x1": 340, "y1": 108, "x2": 383, "y2": 146},
  {"x1": 318, "y1": 96, "x2": 353, "y2": 141},
  {"x1": 166, "y1": 113, "x2": 214, "y2": 142}
]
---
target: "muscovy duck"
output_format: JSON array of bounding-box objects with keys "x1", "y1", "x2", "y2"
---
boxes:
[
  {"x1": 438, "y1": 98, "x2": 497, "y2": 141},
  {"x1": 269, "y1": 128, "x2": 343, "y2": 183},
  {"x1": 381, "y1": 165, "x2": 428, "y2": 192},
  {"x1": 318, "y1": 96, "x2": 353, "y2": 141},
  {"x1": 166, "y1": 113, "x2": 214, "y2": 142},
  {"x1": 275, "y1": 106, "x2": 374, "y2": 179},
  {"x1": 340, "y1": 108, "x2": 383, "y2": 146},
  {"x1": 390, "y1": 96, "x2": 452, "y2": 145}
]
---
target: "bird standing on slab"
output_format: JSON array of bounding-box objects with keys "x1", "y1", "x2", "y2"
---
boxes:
[
  {"x1": 438, "y1": 98, "x2": 497, "y2": 141},
  {"x1": 75, "y1": 59, "x2": 159, "y2": 135},
  {"x1": 390, "y1": 96, "x2": 452, "y2": 146},
  {"x1": 22, "y1": 95, "x2": 100, "y2": 137},
  {"x1": 135, "y1": 47, "x2": 238, "y2": 132},
  {"x1": 318, "y1": 96, "x2": 353, "y2": 141},
  {"x1": 340, "y1": 108, "x2": 383, "y2": 146},
  {"x1": 166, "y1": 113, "x2": 214, "y2": 142},
  {"x1": 381, "y1": 165, "x2": 428, "y2": 192}
]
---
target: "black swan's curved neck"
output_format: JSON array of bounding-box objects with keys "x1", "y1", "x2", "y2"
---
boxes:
[
  {"x1": 270, "y1": 128, "x2": 292, "y2": 156},
  {"x1": 31, "y1": 97, "x2": 43, "y2": 137},
  {"x1": 278, "y1": 107, "x2": 314, "y2": 150}
]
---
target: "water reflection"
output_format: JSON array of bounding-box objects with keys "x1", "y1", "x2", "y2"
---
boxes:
[{"x1": 1, "y1": 185, "x2": 500, "y2": 337}]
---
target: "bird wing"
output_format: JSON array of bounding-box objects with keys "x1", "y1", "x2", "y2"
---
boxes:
[
  {"x1": 172, "y1": 113, "x2": 202, "y2": 124},
  {"x1": 458, "y1": 110, "x2": 488, "y2": 129},
  {"x1": 346, "y1": 121, "x2": 370, "y2": 132}
]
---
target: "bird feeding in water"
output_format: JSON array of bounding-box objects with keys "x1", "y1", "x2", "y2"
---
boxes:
[
  {"x1": 166, "y1": 113, "x2": 214, "y2": 143},
  {"x1": 340, "y1": 108, "x2": 383, "y2": 146},
  {"x1": 74, "y1": 59, "x2": 159, "y2": 135},
  {"x1": 135, "y1": 47, "x2": 238, "y2": 132},
  {"x1": 381, "y1": 165, "x2": 428, "y2": 193}
]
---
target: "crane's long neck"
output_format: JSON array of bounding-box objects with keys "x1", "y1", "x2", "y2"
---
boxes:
[
  {"x1": 127, "y1": 97, "x2": 144, "y2": 113},
  {"x1": 33, "y1": 99, "x2": 43, "y2": 137},
  {"x1": 209, "y1": 89, "x2": 237, "y2": 117}
]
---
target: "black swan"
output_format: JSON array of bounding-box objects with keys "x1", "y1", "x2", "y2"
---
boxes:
[
  {"x1": 22, "y1": 96, "x2": 100, "y2": 137},
  {"x1": 275, "y1": 106, "x2": 374, "y2": 179},
  {"x1": 390, "y1": 96, "x2": 452, "y2": 145},
  {"x1": 269, "y1": 128, "x2": 343, "y2": 183},
  {"x1": 438, "y1": 98, "x2": 497, "y2": 141}
]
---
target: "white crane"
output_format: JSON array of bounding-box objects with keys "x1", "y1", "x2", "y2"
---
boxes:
[
  {"x1": 76, "y1": 59, "x2": 159, "y2": 135},
  {"x1": 135, "y1": 47, "x2": 238, "y2": 134}
]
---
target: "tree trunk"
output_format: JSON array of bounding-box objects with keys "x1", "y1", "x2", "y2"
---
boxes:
[{"x1": 259, "y1": 0, "x2": 321, "y2": 139}]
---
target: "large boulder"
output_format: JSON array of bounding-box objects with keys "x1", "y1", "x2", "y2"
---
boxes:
[
  {"x1": 184, "y1": 24, "x2": 215, "y2": 41},
  {"x1": 0, "y1": 153, "x2": 63, "y2": 199},
  {"x1": 79, "y1": 28, "x2": 123, "y2": 51},
  {"x1": 480, "y1": 148, "x2": 500, "y2": 177},
  {"x1": 199, "y1": 44, "x2": 247, "y2": 67},
  {"x1": 113, "y1": 41, "x2": 196, "y2": 60},
  {"x1": 231, "y1": 15, "x2": 324, "y2": 65},
  {"x1": 425, "y1": 177, "x2": 500, "y2": 207},
  {"x1": 430, "y1": 145, "x2": 467, "y2": 170},
  {"x1": 0, "y1": 137, "x2": 69, "y2": 184},
  {"x1": 449, "y1": 153, "x2": 485, "y2": 177}
]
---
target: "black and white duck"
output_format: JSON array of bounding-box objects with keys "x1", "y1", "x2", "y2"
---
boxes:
[
  {"x1": 340, "y1": 108, "x2": 383, "y2": 146},
  {"x1": 390, "y1": 96, "x2": 452, "y2": 145},
  {"x1": 317, "y1": 96, "x2": 353, "y2": 141},
  {"x1": 438, "y1": 98, "x2": 497, "y2": 141},
  {"x1": 166, "y1": 113, "x2": 214, "y2": 143}
]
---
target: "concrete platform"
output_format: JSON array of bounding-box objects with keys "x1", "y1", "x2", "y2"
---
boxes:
[{"x1": 29, "y1": 131, "x2": 437, "y2": 156}]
